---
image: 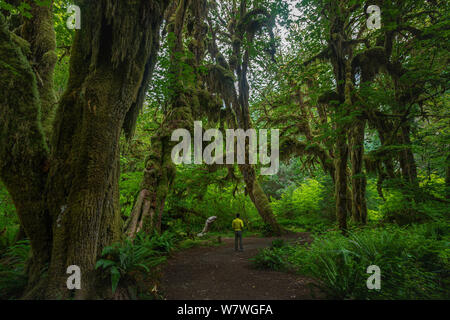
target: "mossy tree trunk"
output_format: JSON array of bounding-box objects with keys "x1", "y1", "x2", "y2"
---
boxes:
[
  {"x1": 0, "y1": 9, "x2": 52, "y2": 294},
  {"x1": 239, "y1": 163, "x2": 282, "y2": 235},
  {"x1": 350, "y1": 119, "x2": 367, "y2": 224},
  {"x1": 222, "y1": 1, "x2": 282, "y2": 236},
  {"x1": 126, "y1": 0, "x2": 209, "y2": 237},
  {"x1": 446, "y1": 154, "x2": 450, "y2": 200},
  {"x1": 328, "y1": 4, "x2": 351, "y2": 233},
  {"x1": 21, "y1": 0, "x2": 57, "y2": 137},
  {"x1": 399, "y1": 123, "x2": 418, "y2": 187},
  {"x1": 0, "y1": 0, "x2": 169, "y2": 299}
]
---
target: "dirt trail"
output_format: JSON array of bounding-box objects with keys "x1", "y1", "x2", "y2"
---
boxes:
[{"x1": 159, "y1": 233, "x2": 324, "y2": 300}]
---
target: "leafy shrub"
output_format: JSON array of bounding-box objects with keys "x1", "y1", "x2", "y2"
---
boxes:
[
  {"x1": 251, "y1": 246, "x2": 292, "y2": 271},
  {"x1": 379, "y1": 187, "x2": 449, "y2": 225},
  {"x1": 278, "y1": 216, "x2": 332, "y2": 234},
  {"x1": 119, "y1": 171, "x2": 144, "y2": 217},
  {"x1": 146, "y1": 231, "x2": 179, "y2": 253},
  {"x1": 272, "y1": 179, "x2": 324, "y2": 218},
  {"x1": 252, "y1": 223, "x2": 449, "y2": 299},
  {"x1": 292, "y1": 224, "x2": 449, "y2": 299},
  {"x1": 271, "y1": 239, "x2": 286, "y2": 248},
  {"x1": 251, "y1": 239, "x2": 293, "y2": 271},
  {"x1": 261, "y1": 223, "x2": 276, "y2": 237},
  {"x1": 0, "y1": 225, "x2": 20, "y2": 251},
  {"x1": 271, "y1": 177, "x2": 335, "y2": 234}
]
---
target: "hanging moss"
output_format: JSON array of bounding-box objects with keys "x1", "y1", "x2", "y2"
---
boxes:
[{"x1": 352, "y1": 46, "x2": 387, "y2": 82}]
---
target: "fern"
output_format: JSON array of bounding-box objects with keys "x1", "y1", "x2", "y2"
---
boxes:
[{"x1": 96, "y1": 236, "x2": 169, "y2": 294}]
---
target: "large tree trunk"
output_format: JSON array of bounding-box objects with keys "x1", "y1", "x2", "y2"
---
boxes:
[
  {"x1": 0, "y1": 1, "x2": 57, "y2": 290},
  {"x1": 329, "y1": 8, "x2": 351, "y2": 233},
  {"x1": 44, "y1": 0, "x2": 168, "y2": 299},
  {"x1": 0, "y1": 0, "x2": 169, "y2": 299},
  {"x1": 239, "y1": 164, "x2": 282, "y2": 235},
  {"x1": 226, "y1": 1, "x2": 282, "y2": 236},
  {"x1": 126, "y1": 0, "x2": 208, "y2": 238},
  {"x1": 350, "y1": 119, "x2": 367, "y2": 224},
  {"x1": 128, "y1": 135, "x2": 176, "y2": 236},
  {"x1": 204, "y1": 5, "x2": 283, "y2": 236},
  {"x1": 0, "y1": 9, "x2": 53, "y2": 296},
  {"x1": 334, "y1": 133, "x2": 349, "y2": 232}
]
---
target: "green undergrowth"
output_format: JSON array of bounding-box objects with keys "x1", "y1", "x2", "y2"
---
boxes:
[
  {"x1": 251, "y1": 222, "x2": 450, "y2": 299},
  {"x1": 95, "y1": 229, "x2": 230, "y2": 299},
  {"x1": 0, "y1": 240, "x2": 30, "y2": 299}
]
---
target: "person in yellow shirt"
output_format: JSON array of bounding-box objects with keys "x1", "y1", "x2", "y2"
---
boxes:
[{"x1": 232, "y1": 214, "x2": 244, "y2": 252}]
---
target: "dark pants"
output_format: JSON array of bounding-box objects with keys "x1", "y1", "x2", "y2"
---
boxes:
[{"x1": 235, "y1": 231, "x2": 243, "y2": 251}]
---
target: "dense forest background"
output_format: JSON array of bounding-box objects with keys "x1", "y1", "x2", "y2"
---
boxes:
[{"x1": 0, "y1": 0, "x2": 448, "y2": 300}]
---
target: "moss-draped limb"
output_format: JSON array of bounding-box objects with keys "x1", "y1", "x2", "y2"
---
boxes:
[
  {"x1": 280, "y1": 137, "x2": 335, "y2": 180},
  {"x1": 21, "y1": 0, "x2": 57, "y2": 139}
]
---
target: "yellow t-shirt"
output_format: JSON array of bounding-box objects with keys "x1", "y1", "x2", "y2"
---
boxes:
[{"x1": 232, "y1": 218, "x2": 244, "y2": 231}]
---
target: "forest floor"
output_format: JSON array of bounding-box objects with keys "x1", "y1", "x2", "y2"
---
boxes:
[{"x1": 159, "y1": 232, "x2": 325, "y2": 300}]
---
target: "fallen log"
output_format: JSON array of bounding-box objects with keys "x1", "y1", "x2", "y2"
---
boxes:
[{"x1": 197, "y1": 216, "x2": 218, "y2": 237}]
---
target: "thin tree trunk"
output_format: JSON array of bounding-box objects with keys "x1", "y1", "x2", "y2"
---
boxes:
[
  {"x1": 399, "y1": 124, "x2": 418, "y2": 186},
  {"x1": 335, "y1": 134, "x2": 349, "y2": 232},
  {"x1": 446, "y1": 155, "x2": 450, "y2": 200},
  {"x1": 350, "y1": 119, "x2": 367, "y2": 224}
]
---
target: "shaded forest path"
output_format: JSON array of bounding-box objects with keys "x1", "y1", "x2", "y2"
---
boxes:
[{"x1": 160, "y1": 233, "x2": 324, "y2": 300}]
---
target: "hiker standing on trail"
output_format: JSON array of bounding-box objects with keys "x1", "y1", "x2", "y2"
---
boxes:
[{"x1": 232, "y1": 214, "x2": 244, "y2": 252}]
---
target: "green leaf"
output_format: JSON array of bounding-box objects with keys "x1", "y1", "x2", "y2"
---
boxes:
[
  {"x1": 95, "y1": 259, "x2": 116, "y2": 270},
  {"x1": 110, "y1": 266, "x2": 121, "y2": 294}
]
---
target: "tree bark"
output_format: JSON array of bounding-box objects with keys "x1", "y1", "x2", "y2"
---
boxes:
[
  {"x1": 0, "y1": 0, "x2": 169, "y2": 299},
  {"x1": 399, "y1": 123, "x2": 418, "y2": 186},
  {"x1": 227, "y1": 1, "x2": 282, "y2": 235},
  {"x1": 126, "y1": 0, "x2": 204, "y2": 237},
  {"x1": 239, "y1": 163, "x2": 282, "y2": 235},
  {"x1": 21, "y1": 0, "x2": 57, "y2": 138},
  {"x1": 0, "y1": 11, "x2": 52, "y2": 293},
  {"x1": 328, "y1": 5, "x2": 350, "y2": 233},
  {"x1": 350, "y1": 119, "x2": 367, "y2": 224},
  {"x1": 45, "y1": 0, "x2": 168, "y2": 299}
]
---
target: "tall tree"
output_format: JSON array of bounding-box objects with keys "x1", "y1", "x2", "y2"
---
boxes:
[
  {"x1": 206, "y1": 0, "x2": 284, "y2": 235},
  {"x1": 0, "y1": 0, "x2": 169, "y2": 299},
  {"x1": 125, "y1": 0, "x2": 221, "y2": 237}
]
